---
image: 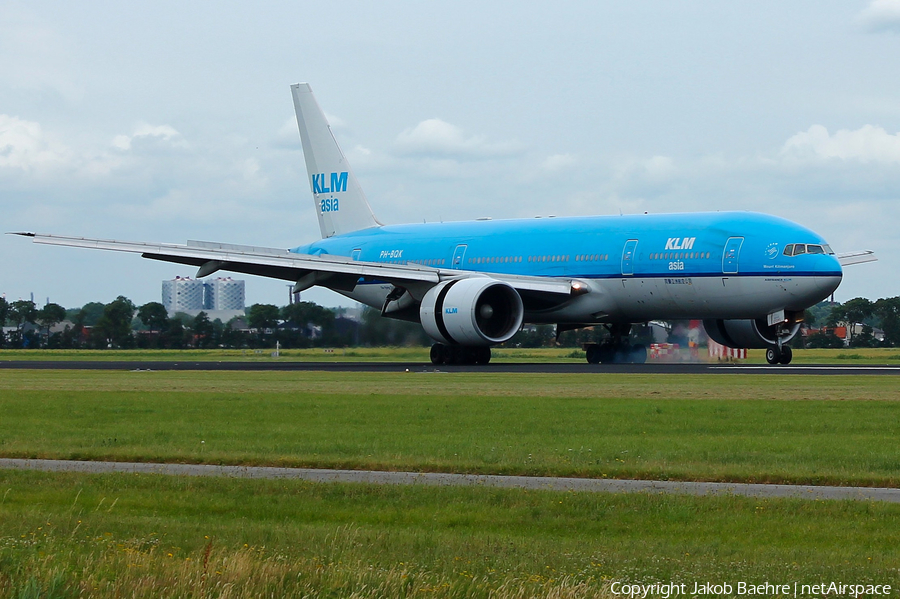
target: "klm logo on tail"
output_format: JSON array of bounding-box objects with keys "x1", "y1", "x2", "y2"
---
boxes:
[
  {"x1": 313, "y1": 172, "x2": 348, "y2": 213},
  {"x1": 312, "y1": 172, "x2": 348, "y2": 194}
]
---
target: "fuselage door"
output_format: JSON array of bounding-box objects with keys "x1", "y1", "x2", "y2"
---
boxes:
[
  {"x1": 451, "y1": 244, "x2": 468, "y2": 269},
  {"x1": 723, "y1": 237, "x2": 744, "y2": 274},
  {"x1": 621, "y1": 239, "x2": 638, "y2": 276}
]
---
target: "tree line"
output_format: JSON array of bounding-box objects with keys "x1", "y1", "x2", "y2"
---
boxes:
[
  {"x1": 0, "y1": 297, "x2": 358, "y2": 349},
  {"x1": 1, "y1": 295, "x2": 898, "y2": 349},
  {"x1": 803, "y1": 297, "x2": 900, "y2": 348}
]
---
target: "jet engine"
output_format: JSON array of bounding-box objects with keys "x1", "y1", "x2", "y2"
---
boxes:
[
  {"x1": 420, "y1": 278, "x2": 524, "y2": 346},
  {"x1": 703, "y1": 318, "x2": 801, "y2": 349}
]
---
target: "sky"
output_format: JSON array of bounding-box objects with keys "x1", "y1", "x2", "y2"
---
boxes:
[{"x1": 2, "y1": 0, "x2": 899, "y2": 310}]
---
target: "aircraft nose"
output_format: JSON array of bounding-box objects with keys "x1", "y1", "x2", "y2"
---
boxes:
[
  {"x1": 816, "y1": 274, "x2": 842, "y2": 297},
  {"x1": 816, "y1": 255, "x2": 842, "y2": 296}
]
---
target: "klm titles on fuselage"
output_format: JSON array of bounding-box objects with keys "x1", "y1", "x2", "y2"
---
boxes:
[
  {"x1": 312, "y1": 171, "x2": 348, "y2": 213},
  {"x1": 665, "y1": 237, "x2": 697, "y2": 270},
  {"x1": 665, "y1": 237, "x2": 696, "y2": 250}
]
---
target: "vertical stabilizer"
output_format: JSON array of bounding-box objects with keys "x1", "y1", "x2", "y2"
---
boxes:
[{"x1": 291, "y1": 83, "x2": 381, "y2": 238}]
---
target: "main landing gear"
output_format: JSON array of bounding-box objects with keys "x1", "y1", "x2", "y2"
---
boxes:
[
  {"x1": 765, "y1": 345, "x2": 792, "y2": 365},
  {"x1": 430, "y1": 343, "x2": 492, "y2": 365},
  {"x1": 766, "y1": 320, "x2": 795, "y2": 365},
  {"x1": 583, "y1": 323, "x2": 648, "y2": 364}
]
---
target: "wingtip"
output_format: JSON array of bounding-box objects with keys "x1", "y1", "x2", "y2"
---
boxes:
[{"x1": 7, "y1": 232, "x2": 35, "y2": 237}]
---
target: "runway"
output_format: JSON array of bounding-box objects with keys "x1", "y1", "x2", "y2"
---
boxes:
[
  {"x1": 2, "y1": 458, "x2": 898, "y2": 503},
  {"x1": 1, "y1": 360, "x2": 899, "y2": 374}
]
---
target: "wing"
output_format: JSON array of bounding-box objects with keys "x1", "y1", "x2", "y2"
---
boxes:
[
  {"x1": 837, "y1": 250, "x2": 877, "y2": 267},
  {"x1": 13, "y1": 233, "x2": 582, "y2": 307}
]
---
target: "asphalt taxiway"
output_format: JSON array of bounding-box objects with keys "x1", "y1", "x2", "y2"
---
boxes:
[
  {"x1": 1, "y1": 458, "x2": 897, "y2": 503},
  {"x1": 1, "y1": 360, "x2": 899, "y2": 375}
]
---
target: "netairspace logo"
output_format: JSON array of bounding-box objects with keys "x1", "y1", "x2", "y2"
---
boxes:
[{"x1": 609, "y1": 581, "x2": 892, "y2": 598}]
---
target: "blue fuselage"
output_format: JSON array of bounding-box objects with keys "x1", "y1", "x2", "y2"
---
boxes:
[{"x1": 290, "y1": 211, "x2": 842, "y2": 323}]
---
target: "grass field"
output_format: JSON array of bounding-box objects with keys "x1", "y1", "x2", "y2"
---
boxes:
[
  {"x1": 2, "y1": 346, "x2": 900, "y2": 363},
  {"x1": 1, "y1": 470, "x2": 898, "y2": 597},
  {"x1": 1, "y1": 370, "x2": 899, "y2": 486},
  {"x1": 1, "y1": 368, "x2": 899, "y2": 596}
]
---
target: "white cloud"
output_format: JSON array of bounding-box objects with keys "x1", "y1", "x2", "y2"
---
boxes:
[
  {"x1": 0, "y1": 114, "x2": 71, "y2": 171},
  {"x1": 346, "y1": 144, "x2": 374, "y2": 167},
  {"x1": 0, "y1": 115, "x2": 132, "y2": 180},
  {"x1": 643, "y1": 155, "x2": 677, "y2": 180},
  {"x1": 395, "y1": 118, "x2": 522, "y2": 158},
  {"x1": 237, "y1": 158, "x2": 266, "y2": 187},
  {"x1": 858, "y1": 0, "x2": 900, "y2": 33},
  {"x1": 611, "y1": 155, "x2": 677, "y2": 184},
  {"x1": 111, "y1": 122, "x2": 185, "y2": 151},
  {"x1": 780, "y1": 124, "x2": 900, "y2": 164},
  {"x1": 273, "y1": 117, "x2": 301, "y2": 149},
  {"x1": 541, "y1": 153, "x2": 578, "y2": 172}
]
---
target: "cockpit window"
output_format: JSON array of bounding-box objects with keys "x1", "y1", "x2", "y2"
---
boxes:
[{"x1": 783, "y1": 243, "x2": 832, "y2": 257}]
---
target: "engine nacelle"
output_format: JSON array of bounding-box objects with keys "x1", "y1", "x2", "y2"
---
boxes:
[
  {"x1": 420, "y1": 278, "x2": 524, "y2": 346},
  {"x1": 703, "y1": 318, "x2": 801, "y2": 349}
]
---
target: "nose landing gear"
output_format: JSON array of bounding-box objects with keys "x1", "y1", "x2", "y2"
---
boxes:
[
  {"x1": 765, "y1": 319, "x2": 796, "y2": 365},
  {"x1": 765, "y1": 345, "x2": 793, "y2": 365}
]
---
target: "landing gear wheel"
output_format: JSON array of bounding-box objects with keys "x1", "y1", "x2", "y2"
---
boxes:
[
  {"x1": 430, "y1": 343, "x2": 447, "y2": 365},
  {"x1": 765, "y1": 347, "x2": 779, "y2": 365},
  {"x1": 446, "y1": 346, "x2": 463, "y2": 365},
  {"x1": 586, "y1": 345, "x2": 602, "y2": 364},
  {"x1": 474, "y1": 347, "x2": 492, "y2": 365},
  {"x1": 629, "y1": 344, "x2": 648, "y2": 364},
  {"x1": 778, "y1": 345, "x2": 793, "y2": 365},
  {"x1": 598, "y1": 344, "x2": 616, "y2": 364}
]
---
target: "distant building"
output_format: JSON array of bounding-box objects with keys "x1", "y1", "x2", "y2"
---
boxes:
[
  {"x1": 162, "y1": 276, "x2": 205, "y2": 312},
  {"x1": 204, "y1": 277, "x2": 245, "y2": 311},
  {"x1": 162, "y1": 276, "x2": 246, "y2": 321},
  {"x1": 804, "y1": 323, "x2": 885, "y2": 346}
]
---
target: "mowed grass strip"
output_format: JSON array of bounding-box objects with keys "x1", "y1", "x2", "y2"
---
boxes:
[
  {"x1": 1, "y1": 371, "x2": 899, "y2": 486},
  {"x1": 0, "y1": 469, "x2": 897, "y2": 598}
]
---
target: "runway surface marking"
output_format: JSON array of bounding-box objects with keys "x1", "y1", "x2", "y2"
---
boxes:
[{"x1": 2, "y1": 459, "x2": 898, "y2": 503}]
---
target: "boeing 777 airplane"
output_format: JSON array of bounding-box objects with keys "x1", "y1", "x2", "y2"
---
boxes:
[{"x1": 16, "y1": 83, "x2": 877, "y2": 365}]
